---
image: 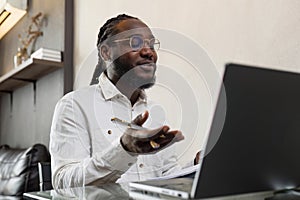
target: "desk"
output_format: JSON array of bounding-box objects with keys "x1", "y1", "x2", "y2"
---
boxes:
[
  {"x1": 23, "y1": 183, "x2": 130, "y2": 200},
  {"x1": 24, "y1": 183, "x2": 274, "y2": 200},
  {"x1": 23, "y1": 184, "x2": 130, "y2": 200}
]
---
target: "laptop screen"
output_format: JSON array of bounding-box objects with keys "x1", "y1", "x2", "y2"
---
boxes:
[{"x1": 194, "y1": 63, "x2": 300, "y2": 198}]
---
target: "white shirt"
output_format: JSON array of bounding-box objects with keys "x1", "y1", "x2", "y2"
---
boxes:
[{"x1": 49, "y1": 73, "x2": 181, "y2": 189}]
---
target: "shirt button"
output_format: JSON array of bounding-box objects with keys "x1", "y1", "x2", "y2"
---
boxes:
[
  {"x1": 107, "y1": 130, "x2": 112, "y2": 134},
  {"x1": 128, "y1": 163, "x2": 133, "y2": 166},
  {"x1": 139, "y1": 163, "x2": 144, "y2": 168}
]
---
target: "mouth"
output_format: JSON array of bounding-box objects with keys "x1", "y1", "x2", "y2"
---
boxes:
[{"x1": 137, "y1": 63, "x2": 156, "y2": 72}]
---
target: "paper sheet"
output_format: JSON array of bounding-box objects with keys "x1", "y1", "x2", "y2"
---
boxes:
[{"x1": 147, "y1": 164, "x2": 200, "y2": 181}]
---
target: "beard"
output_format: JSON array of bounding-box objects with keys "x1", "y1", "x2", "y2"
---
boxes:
[
  {"x1": 112, "y1": 58, "x2": 156, "y2": 90},
  {"x1": 130, "y1": 74, "x2": 156, "y2": 89}
]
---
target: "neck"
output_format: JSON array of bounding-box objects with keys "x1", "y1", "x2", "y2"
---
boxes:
[
  {"x1": 116, "y1": 82, "x2": 142, "y2": 106},
  {"x1": 106, "y1": 71, "x2": 142, "y2": 106}
]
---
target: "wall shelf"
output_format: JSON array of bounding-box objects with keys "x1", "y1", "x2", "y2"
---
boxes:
[{"x1": 0, "y1": 58, "x2": 63, "y2": 93}]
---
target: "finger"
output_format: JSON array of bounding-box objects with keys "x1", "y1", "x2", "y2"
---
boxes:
[
  {"x1": 138, "y1": 130, "x2": 184, "y2": 154},
  {"x1": 124, "y1": 125, "x2": 168, "y2": 141},
  {"x1": 195, "y1": 151, "x2": 201, "y2": 164},
  {"x1": 132, "y1": 110, "x2": 149, "y2": 126},
  {"x1": 171, "y1": 130, "x2": 184, "y2": 142},
  {"x1": 134, "y1": 125, "x2": 169, "y2": 140},
  {"x1": 155, "y1": 130, "x2": 184, "y2": 147},
  {"x1": 146, "y1": 130, "x2": 184, "y2": 153},
  {"x1": 154, "y1": 135, "x2": 174, "y2": 146},
  {"x1": 145, "y1": 126, "x2": 170, "y2": 140}
]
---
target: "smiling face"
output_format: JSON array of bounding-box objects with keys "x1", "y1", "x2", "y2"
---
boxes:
[{"x1": 104, "y1": 19, "x2": 158, "y2": 90}]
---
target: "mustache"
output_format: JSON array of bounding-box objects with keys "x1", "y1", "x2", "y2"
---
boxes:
[{"x1": 115, "y1": 68, "x2": 156, "y2": 90}]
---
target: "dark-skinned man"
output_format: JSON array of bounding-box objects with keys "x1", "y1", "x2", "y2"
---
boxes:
[{"x1": 50, "y1": 14, "x2": 188, "y2": 189}]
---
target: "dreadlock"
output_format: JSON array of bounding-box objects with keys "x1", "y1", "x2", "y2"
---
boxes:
[{"x1": 90, "y1": 14, "x2": 138, "y2": 85}]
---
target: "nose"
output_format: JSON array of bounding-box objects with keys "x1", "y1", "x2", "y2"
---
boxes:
[{"x1": 139, "y1": 46, "x2": 156, "y2": 60}]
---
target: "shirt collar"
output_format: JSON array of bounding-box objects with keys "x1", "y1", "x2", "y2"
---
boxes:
[{"x1": 98, "y1": 72, "x2": 147, "y2": 103}]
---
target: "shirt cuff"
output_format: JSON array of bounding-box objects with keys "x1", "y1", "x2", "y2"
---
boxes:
[{"x1": 95, "y1": 139, "x2": 138, "y2": 172}]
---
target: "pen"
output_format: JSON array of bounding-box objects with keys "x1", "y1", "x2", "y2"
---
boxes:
[{"x1": 111, "y1": 117, "x2": 145, "y2": 130}]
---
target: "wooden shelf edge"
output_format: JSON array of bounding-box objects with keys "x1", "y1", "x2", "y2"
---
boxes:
[{"x1": 0, "y1": 58, "x2": 64, "y2": 92}]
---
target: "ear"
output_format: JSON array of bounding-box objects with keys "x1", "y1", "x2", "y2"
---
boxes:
[{"x1": 100, "y1": 44, "x2": 111, "y2": 61}]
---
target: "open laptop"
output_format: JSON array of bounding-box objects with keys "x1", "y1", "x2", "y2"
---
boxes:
[{"x1": 129, "y1": 63, "x2": 300, "y2": 199}]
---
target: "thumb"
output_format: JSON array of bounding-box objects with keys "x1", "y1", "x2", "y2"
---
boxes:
[{"x1": 132, "y1": 110, "x2": 149, "y2": 126}]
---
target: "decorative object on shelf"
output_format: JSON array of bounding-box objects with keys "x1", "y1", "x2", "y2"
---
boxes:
[
  {"x1": 13, "y1": 47, "x2": 29, "y2": 67},
  {"x1": 14, "y1": 12, "x2": 44, "y2": 67}
]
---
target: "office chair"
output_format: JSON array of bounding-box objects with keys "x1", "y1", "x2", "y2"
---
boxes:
[{"x1": 38, "y1": 162, "x2": 53, "y2": 191}]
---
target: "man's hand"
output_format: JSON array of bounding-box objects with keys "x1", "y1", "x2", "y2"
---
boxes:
[
  {"x1": 194, "y1": 151, "x2": 201, "y2": 165},
  {"x1": 120, "y1": 111, "x2": 184, "y2": 154}
]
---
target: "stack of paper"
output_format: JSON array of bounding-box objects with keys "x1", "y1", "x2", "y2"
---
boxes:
[
  {"x1": 147, "y1": 164, "x2": 200, "y2": 181},
  {"x1": 31, "y1": 48, "x2": 62, "y2": 62}
]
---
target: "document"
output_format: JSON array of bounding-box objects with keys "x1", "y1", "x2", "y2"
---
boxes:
[{"x1": 148, "y1": 164, "x2": 200, "y2": 181}]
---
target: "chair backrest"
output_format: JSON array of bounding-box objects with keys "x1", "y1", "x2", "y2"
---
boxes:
[
  {"x1": 38, "y1": 162, "x2": 53, "y2": 191},
  {"x1": 0, "y1": 144, "x2": 50, "y2": 197}
]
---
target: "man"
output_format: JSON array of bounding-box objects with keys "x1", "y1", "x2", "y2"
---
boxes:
[{"x1": 50, "y1": 14, "x2": 185, "y2": 189}]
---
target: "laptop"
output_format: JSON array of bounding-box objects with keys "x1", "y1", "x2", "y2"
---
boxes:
[{"x1": 129, "y1": 63, "x2": 300, "y2": 199}]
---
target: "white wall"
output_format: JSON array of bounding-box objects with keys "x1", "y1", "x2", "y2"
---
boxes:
[{"x1": 74, "y1": 0, "x2": 300, "y2": 165}]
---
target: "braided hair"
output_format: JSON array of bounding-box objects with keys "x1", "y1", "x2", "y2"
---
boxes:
[{"x1": 90, "y1": 14, "x2": 138, "y2": 85}]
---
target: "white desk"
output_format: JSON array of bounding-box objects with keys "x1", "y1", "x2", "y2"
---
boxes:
[{"x1": 23, "y1": 183, "x2": 276, "y2": 200}]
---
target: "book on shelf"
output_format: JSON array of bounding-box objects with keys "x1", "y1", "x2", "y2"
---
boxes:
[
  {"x1": 32, "y1": 56, "x2": 61, "y2": 62},
  {"x1": 31, "y1": 48, "x2": 62, "y2": 62},
  {"x1": 31, "y1": 48, "x2": 61, "y2": 56}
]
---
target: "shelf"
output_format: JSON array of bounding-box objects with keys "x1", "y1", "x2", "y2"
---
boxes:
[{"x1": 0, "y1": 58, "x2": 63, "y2": 93}]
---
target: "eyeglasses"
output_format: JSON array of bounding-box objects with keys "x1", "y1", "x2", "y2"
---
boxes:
[{"x1": 113, "y1": 35, "x2": 160, "y2": 51}]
